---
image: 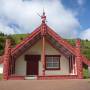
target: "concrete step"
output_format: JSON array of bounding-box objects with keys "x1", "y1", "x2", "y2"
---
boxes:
[{"x1": 25, "y1": 75, "x2": 37, "y2": 80}]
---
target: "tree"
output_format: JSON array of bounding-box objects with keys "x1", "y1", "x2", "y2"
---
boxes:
[{"x1": 6, "y1": 35, "x2": 16, "y2": 46}]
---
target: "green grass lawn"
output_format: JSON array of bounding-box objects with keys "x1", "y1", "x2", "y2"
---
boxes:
[
  {"x1": 81, "y1": 40, "x2": 90, "y2": 59},
  {"x1": 0, "y1": 74, "x2": 3, "y2": 80},
  {"x1": 83, "y1": 68, "x2": 89, "y2": 79},
  {"x1": 11, "y1": 34, "x2": 29, "y2": 45},
  {"x1": 67, "y1": 39, "x2": 90, "y2": 60}
]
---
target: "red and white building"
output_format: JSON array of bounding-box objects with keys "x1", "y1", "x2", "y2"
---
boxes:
[{"x1": 0, "y1": 12, "x2": 90, "y2": 80}]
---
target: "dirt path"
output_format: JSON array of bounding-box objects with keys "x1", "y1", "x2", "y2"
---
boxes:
[{"x1": 0, "y1": 79, "x2": 90, "y2": 90}]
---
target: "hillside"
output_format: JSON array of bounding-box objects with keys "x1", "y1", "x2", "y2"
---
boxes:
[
  {"x1": 0, "y1": 33, "x2": 90, "y2": 60},
  {"x1": 66, "y1": 39, "x2": 90, "y2": 60}
]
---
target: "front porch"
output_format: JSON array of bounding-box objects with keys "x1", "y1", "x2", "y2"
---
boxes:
[
  {"x1": 9, "y1": 75, "x2": 78, "y2": 80},
  {"x1": 8, "y1": 39, "x2": 77, "y2": 79}
]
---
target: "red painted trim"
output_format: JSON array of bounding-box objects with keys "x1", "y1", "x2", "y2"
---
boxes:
[
  {"x1": 9, "y1": 75, "x2": 25, "y2": 80},
  {"x1": 11, "y1": 26, "x2": 41, "y2": 55},
  {"x1": 45, "y1": 39, "x2": 69, "y2": 59},
  {"x1": 75, "y1": 42, "x2": 83, "y2": 79},
  {"x1": 45, "y1": 55, "x2": 61, "y2": 70},
  {"x1": 73, "y1": 58, "x2": 76, "y2": 74},
  {"x1": 0, "y1": 56, "x2": 3, "y2": 64},
  {"x1": 25, "y1": 55, "x2": 41, "y2": 61},
  {"x1": 46, "y1": 55, "x2": 61, "y2": 57},
  {"x1": 9, "y1": 75, "x2": 78, "y2": 80},
  {"x1": 3, "y1": 39, "x2": 11, "y2": 80},
  {"x1": 41, "y1": 36, "x2": 45, "y2": 76},
  {"x1": 25, "y1": 55, "x2": 40, "y2": 75},
  {"x1": 11, "y1": 23, "x2": 76, "y2": 59},
  {"x1": 38, "y1": 75, "x2": 78, "y2": 80},
  {"x1": 47, "y1": 26, "x2": 76, "y2": 55},
  {"x1": 10, "y1": 22, "x2": 90, "y2": 66},
  {"x1": 12, "y1": 34, "x2": 41, "y2": 60}
]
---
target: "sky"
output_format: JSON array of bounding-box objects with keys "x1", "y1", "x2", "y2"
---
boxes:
[{"x1": 0, "y1": 0, "x2": 90, "y2": 40}]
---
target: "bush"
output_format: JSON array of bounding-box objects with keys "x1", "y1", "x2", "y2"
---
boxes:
[
  {"x1": 83, "y1": 68, "x2": 89, "y2": 79},
  {"x1": 0, "y1": 74, "x2": 3, "y2": 80}
]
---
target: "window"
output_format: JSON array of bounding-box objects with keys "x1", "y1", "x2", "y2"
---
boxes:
[{"x1": 45, "y1": 55, "x2": 60, "y2": 70}]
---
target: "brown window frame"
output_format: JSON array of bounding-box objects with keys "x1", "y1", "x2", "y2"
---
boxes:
[{"x1": 45, "y1": 55, "x2": 61, "y2": 70}]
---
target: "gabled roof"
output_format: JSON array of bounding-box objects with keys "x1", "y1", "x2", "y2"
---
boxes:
[
  {"x1": 11, "y1": 26, "x2": 41, "y2": 55},
  {"x1": 0, "y1": 12, "x2": 90, "y2": 66},
  {"x1": 46, "y1": 25, "x2": 90, "y2": 66},
  {"x1": 0, "y1": 22, "x2": 90, "y2": 66},
  {"x1": 46, "y1": 25, "x2": 76, "y2": 55},
  {"x1": 9, "y1": 22, "x2": 88, "y2": 62},
  {"x1": 11, "y1": 23, "x2": 76, "y2": 58}
]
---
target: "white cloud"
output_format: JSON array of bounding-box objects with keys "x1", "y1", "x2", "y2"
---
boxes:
[
  {"x1": 80, "y1": 28, "x2": 90, "y2": 40},
  {"x1": 0, "y1": 0, "x2": 80, "y2": 38},
  {"x1": 0, "y1": 22, "x2": 15, "y2": 34}
]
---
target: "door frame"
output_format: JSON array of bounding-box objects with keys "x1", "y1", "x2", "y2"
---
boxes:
[{"x1": 25, "y1": 55, "x2": 41, "y2": 76}]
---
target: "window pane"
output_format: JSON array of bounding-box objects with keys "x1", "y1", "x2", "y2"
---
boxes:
[
  {"x1": 46, "y1": 63, "x2": 53, "y2": 68},
  {"x1": 53, "y1": 63, "x2": 59, "y2": 68},
  {"x1": 46, "y1": 56, "x2": 60, "y2": 69},
  {"x1": 46, "y1": 57, "x2": 52, "y2": 63},
  {"x1": 53, "y1": 57, "x2": 59, "y2": 62}
]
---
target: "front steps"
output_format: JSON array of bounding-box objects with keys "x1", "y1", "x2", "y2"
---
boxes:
[{"x1": 25, "y1": 75, "x2": 37, "y2": 80}]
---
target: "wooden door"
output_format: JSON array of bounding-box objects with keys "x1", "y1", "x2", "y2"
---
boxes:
[{"x1": 26, "y1": 55, "x2": 40, "y2": 75}]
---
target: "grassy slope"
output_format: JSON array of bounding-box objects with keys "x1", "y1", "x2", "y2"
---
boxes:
[
  {"x1": 81, "y1": 40, "x2": 90, "y2": 60},
  {"x1": 66, "y1": 39, "x2": 90, "y2": 60},
  {"x1": 11, "y1": 34, "x2": 29, "y2": 45}
]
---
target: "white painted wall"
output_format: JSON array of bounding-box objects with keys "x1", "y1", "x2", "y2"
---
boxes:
[
  {"x1": 45, "y1": 56, "x2": 69, "y2": 75},
  {"x1": 15, "y1": 39, "x2": 70, "y2": 76},
  {"x1": 15, "y1": 56, "x2": 26, "y2": 76},
  {"x1": 0, "y1": 64, "x2": 3, "y2": 74}
]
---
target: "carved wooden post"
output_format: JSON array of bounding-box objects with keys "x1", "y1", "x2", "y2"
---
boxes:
[
  {"x1": 3, "y1": 39, "x2": 11, "y2": 80},
  {"x1": 41, "y1": 23, "x2": 46, "y2": 76},
  {"x1": 41, "y1": 11, "x2": 47, "y2": 77},
  {"x1": 75, "y1": 39, "x2": 83, "y2": 79},
  {"x1": 42, "y1": 36, "x2": 45, "y2": 76}
]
